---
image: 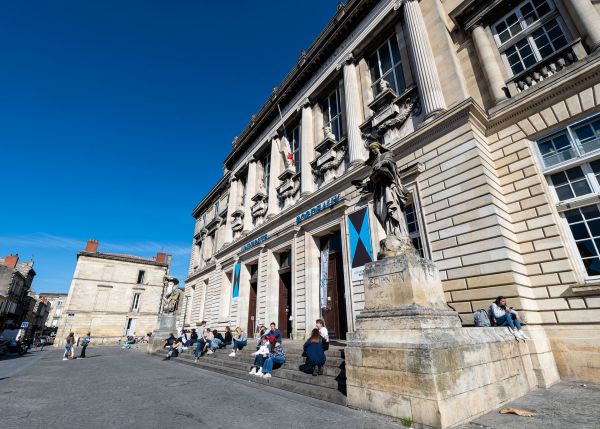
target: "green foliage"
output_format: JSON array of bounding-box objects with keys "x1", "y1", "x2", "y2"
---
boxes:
[{"x1": 400, "y1": 417, "x2": 413, "y2": 427}]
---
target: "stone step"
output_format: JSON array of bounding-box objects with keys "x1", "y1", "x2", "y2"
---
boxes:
[
  {"x1": 181, "y1": 343, "x2": 345, "y2": 360},
  {"x1": 186, "y1": 347, "x2": 346, "y2": 370},
  {"x1": 151, "y1": 352, "x2": 347, "y2": 406},
  {"x1": 178, "y1": 352, "x2": 345, "y2": 386}
]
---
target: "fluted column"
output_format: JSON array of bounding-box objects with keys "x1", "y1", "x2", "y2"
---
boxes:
[
  {"x1": 223, "y1": 177, "x2": 238, "y2": 244},
  {"x1": 403, "y1": 0, "x2": 446, "y2": 119},
  {"x1": 243, "y1": 158, "x2": 257, "y2": 232},
  {"x1": 340, "y1": 55, "x2": 367, "y2": 167},
  {"x1": 267, "y1": 136, "x2": 282, "y2": 217},
  {"x1": 564, "y1": 0, "x2": 600, "y2": 51},
  {"x1": 300, "y1": 100, "x2": 316, "y2": 196},
  {"x1": 472, "y1": 24, "x2": 507, "y2": 104}
]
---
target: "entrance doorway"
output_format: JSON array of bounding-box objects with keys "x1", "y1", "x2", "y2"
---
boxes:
[
  {"x1": 320, "y1": 231, "x2": 347, "y2": 340},
  {"x1": 278, "y1": 250, "x2": 292, "y2": 338},
  {"x1": 125, "y1": 318, "x2": 137, "y2": 336},
  {"x1": 247, "y1": 263, "x2": 258, "y2": 337}
]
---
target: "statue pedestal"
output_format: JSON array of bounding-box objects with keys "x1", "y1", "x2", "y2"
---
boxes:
[
  {"x1": 148, "y1": 314, "x2": 177, "y2": 354},
  {"x1": 345, "y1": 250, "x2": 558, "y2": 428}
]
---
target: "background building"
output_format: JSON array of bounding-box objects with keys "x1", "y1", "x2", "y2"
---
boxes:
[
  {"x1": 0, "y1": 254, "x2": 36, "y2": 329},
  {"x1": 56, "y1": 240, "x2": 171, "y2": 344},
  {"x1": 40, "y1": 292, "x2": 68, "y2": 330},
  {"x1": 185, "y1": 0, "x2": 600, "y2": 384}
]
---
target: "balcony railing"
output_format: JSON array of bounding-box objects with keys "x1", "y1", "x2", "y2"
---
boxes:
[{"x1": 506, "y1": 39, "x2": 586, "y2": 97}]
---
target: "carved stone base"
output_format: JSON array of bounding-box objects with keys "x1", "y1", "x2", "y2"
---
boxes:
[
  {"x1": 147, "y1": 314, "x2": 177, "y2": 353},
  {"x1": 345, "y1": 251, "x2": 558, "y2": 428}
]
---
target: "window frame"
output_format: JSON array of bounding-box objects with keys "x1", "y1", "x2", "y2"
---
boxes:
[
  {"x1": 260, "y1": 152, "x2": 270, "y2": 192},
  {"x1": 535, "y1": 113, "x2": 600, "y2": 281},
  {"x1": 136, "y1": 270, "x2": 145, "y2": 284},
  {"x1": 369, "y1": 33, "x2": 406, "y2": 96},
  {"x1": 322, "y1": 87, "x2": 344, "y2": 141},
  {"x1": 289, "y1": 125, "x2": 301, "y2": 174},
  {"x1": 491, "y1": 0, "x2": 570, "y2": 77},
  {"x1": 131, "y1": 293, "x2": 141, "y2": 312}
]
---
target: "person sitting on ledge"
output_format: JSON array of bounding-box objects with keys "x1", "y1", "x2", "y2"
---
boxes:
[
  {"x1": 229, "y1": 327, "x2": 247, "y2": 357},
  {"x1": 249, "y1": 335, "x2": 271, "y2": 376},
  {"x1": 261, "y1": 337, "x2": 286, "y2": 379},
  {"x1": 223, "y1": 327, "x2": 233, "y2": 348},
  {"x1": 304, "y1": 328, "x2": 326, "y2": 376},
  {"x1": 163, "y1": 334, "x2": 180, "y2": 360},
  {"x1": 490, "y1": 296, "x2": 529, "y2": 340}
]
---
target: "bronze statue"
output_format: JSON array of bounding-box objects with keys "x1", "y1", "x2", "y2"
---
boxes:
[
  {"x1": 161, "y1": 276, "x2": 182, "y2": 313},
  {"x1": 353, "y1": 142, "x2": 412, "y2": 258}
]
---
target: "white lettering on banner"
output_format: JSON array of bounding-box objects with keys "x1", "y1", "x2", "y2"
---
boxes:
[
  {"x1": 296, "y1": 194, "x2": 341, "y2": 224},
  {"x1": 320, "y1": 243, "x2": 329, "y2": 309}
]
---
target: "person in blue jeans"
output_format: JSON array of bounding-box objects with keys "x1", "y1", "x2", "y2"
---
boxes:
[
  {"x1": 490, "y1": 296, "x2": 528, "y2": 340},
  {"x1": 229, "y1": 327, "x2": 247, "y2": 357},
  {"x1": 261, "y1": 337, "x2": 285, "y2": 379}
]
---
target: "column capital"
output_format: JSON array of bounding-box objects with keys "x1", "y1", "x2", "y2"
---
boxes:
[
  {"x1": 248, "y1": 156, "x2": 257, "y2": 164},
  {"x1": 336, "y1": 53, "x2": 355, "y2": 71},
  {"x1": 297, "y1": 98, "x2": 313, "y2": 111}
]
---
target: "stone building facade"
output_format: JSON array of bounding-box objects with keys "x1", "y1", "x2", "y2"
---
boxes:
[
  {"x1": 184, "y1": 0, "x2": 600, "y2": 383},
  {"x1": 56, "y1": 240, "x2": 171, "y2": 344},
  {"x1": 40, "y1": 293, "x2": 68, "y2": 329},
  {"x1": 0, "y1": 254, "x2": 36, "y2": 329}
]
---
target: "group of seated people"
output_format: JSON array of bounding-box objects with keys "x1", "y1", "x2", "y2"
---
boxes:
[{"x1": 163, "y1": 319, "x2": 331, "y2": 377}]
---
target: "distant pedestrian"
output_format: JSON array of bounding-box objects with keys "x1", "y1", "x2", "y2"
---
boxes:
[
  {"x1": 63, "y1": 332, "x2": 74, "y2": 361},
  {"x1": 39, "y1": 335, "x2": 47, "y2": 351},
  {"x1": 80, "y1": 332, "x2": 91, "y2": 358},
  {"x1": 72, "y1": 333, "x2": 80, "y2": 359}
]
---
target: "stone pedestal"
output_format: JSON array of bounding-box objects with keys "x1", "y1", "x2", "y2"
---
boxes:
[
  {"x1": 147, "y1": 314, "x2": 177, "y2": 353},
  {"x1": 345, "y1": 250, "x2": 559, "y2": 428}
]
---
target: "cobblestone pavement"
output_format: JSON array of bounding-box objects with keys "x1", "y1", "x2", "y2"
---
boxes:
[
  {"x1": 458, "y1": 381, "x2": 600, "y2": 429},
  {"x1": 0, "y1": 346, "x2": 403, "y2": 429},
  {"x1": 1, "y1": 346, "x2": 598, "y2": 429}
]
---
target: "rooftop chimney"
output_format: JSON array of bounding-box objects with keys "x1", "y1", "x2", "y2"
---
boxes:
[
  {"x1": 3, "y1": 254, "x2": 19, "y2": 269},
  {"x1": 85, "y1": 240, "x2": 99, "y2": 253},
  {"x1": 155, "y1": 252, "x2": 167, "y2": 263}
]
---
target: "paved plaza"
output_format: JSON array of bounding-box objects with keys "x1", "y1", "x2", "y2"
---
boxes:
[{"x1": 1, "y1": 346, "x2": 599, "y2": 429}]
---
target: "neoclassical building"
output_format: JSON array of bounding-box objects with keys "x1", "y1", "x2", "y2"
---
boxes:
[{"x1": 185, "y1": 0, "x2": 600, "y2": 382}]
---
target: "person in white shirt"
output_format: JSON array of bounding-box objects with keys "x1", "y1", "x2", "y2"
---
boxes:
[
  {"x1": 249, "y1": 336, "x2": 271, "y2": 376},
  {"x1": 490, "y1": 296, "x2": 528, "y2": 340},
  {"x1": 316, "y1": 319, "x2": 329, "y2": 351}
]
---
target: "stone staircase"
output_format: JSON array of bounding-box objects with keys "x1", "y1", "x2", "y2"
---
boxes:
[{"x1": 151, "y1": 340, "x2": 347, "y2": 405}]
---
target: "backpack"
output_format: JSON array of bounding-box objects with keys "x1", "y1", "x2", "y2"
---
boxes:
[{"x1": 474, "y1": 309, "x2": 491, "y2": 327}]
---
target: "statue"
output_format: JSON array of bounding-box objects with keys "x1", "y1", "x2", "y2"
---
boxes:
[
  {"x1": 161, "y1": 276, "x2": 182, "y2": 313},
  {"x1": 352, "y1": 142, "x2": 412, "y2": 258}
]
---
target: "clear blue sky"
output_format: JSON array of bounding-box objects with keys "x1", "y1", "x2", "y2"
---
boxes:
[{"x1": 0, "y1": 1, "x2": 338, "y2": 293}]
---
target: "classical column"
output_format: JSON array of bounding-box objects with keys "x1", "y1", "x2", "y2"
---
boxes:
[
  {"x1": 340, "y1": 55, "x2": 367, "y2": 167},
  {"x1": 472, "y1": 24, "x2": 507, "y2": 104},
  {"x1": 267, "y1": 136, "x2": 282, "y2": 217},
  {"x1": 300, "y1": 100, "x2": 316, "y2": 196},
  {"x1": 564, "y1": 0, "x2": 600, "y2": 51},
  {"x1": 403, "y1": 0, "x2": 446, "y2": 119},
  {"x1": 223, "y1": 177, "x2": 238, "y2": 244},
  {"x1": 243, "y1": 158, "x2": 257, "y2": 232}
]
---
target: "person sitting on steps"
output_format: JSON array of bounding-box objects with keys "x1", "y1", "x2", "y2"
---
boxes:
[
  {"x1": 209, "y1": 329, "x2": 223, "y2": 352},
  {"x1": 264, "y1": 322, "x2": 282, "y2": 343},
  {"x1": 203, "y1": 329, "x2": 215, "y2": 354},
  {"x1": 316, "y1": 319, "x2": 329, "y2": 351},
  {"x1": 255, "y1": 326, "x2": 267, "y2": 349},
  {"x1": 193, "y1": 322, "x2": 208, "y2": 362},
  {"x1": 229, "y1": 327, "x2": 247, "y2": 357},
  {"x1": 261, "y1": 336, "x2": 286, "y2": 379},
  {"x1": 249, "y1": 335, "x2": 271, "y2": 376},
  {"x1": 490, "y1": 296, "x2": 529, "y2": 340},
  {"x1": 304, "y1": 328, "x2": 326, "y2": 376},
  {"x1": 223, "y1": 327, "x2": 233, "y2": 348}
]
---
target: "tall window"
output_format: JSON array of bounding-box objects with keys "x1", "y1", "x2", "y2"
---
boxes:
[
  {"x1": 535, "y1": 114, "x2": 600, "y2": 278},
  {"x1": 131, "y1": 293, "x2": 141, "y2": 312},
  {"x1": 214, "y1": 200, "x2": 220, "y2": 217},
  {"x1": 405, "y1": 203, "x2": 424, "y2": 257},
  {"x1": 323, "y1": 88, "x2": 343, "y2": 141},
  {"x1": 290, "y1": 125, "x2": 301, "y2": 174},
  {"x1": 369, "y1": 34, "x2": 405, "y2": 96},
  {"x1": 492, "y1": 0, "x2": 569, "y2": 76},
  {"x1": 260, "y1": 152, "x2": 270, "y2": 191},
  {"x1": 137, "y1": 270, "x2": 145, "y2": 284}
]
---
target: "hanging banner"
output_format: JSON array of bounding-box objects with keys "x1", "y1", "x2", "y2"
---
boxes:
[
  {"x1": 348, "y1": 207, "x2": 374, "y2": 282},
  {"x1": 232, "y1": 262, "x2": 241, "y2": 303},
  {"x1": 319, "y1": 243, "x2": 329, "y2": 309}
]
